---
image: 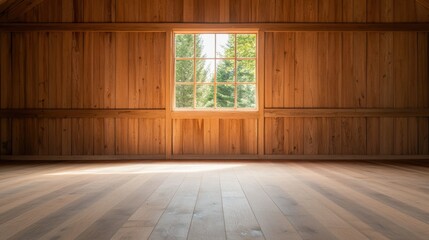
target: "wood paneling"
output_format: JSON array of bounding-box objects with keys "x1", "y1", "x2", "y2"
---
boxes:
[
  {"x1": 2, "y1": 23, "x2": 429, "y2": 32},
  {"x1": 1, "y1": 0, "x2": 428, "y2": 158},
  {"x1": 263, "y1": 26, "x2": 428, "y2": 156},
  {"x1": 9, "y1": 0, "x2": 428, "y2": 23},
  {"x1": 1, "y1": 31, "x2": 167, "y2": 156},
  {"x1": 173, "y1": 119, "x2": 257, "y2": 155}
]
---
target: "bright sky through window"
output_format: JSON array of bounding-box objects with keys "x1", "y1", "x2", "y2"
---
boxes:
[{"x1": 174, "y1": 33, "x2": 257, "y2": 110}]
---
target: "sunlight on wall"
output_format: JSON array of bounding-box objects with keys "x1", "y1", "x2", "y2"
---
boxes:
[{"x1": 46, "y1": 163, "x2": 244, "y2": 175}]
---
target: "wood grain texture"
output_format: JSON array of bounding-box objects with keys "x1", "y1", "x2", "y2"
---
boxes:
[
  {"x1": 0, "y1": 161, "x2": 428, "y2": 239},
  {"x1": 7, "y1": 0, "x2": 428, "y2": 23},
  {"x1": 173, "y1": 119, "x2": 258, "y2": 155},
  {"x1": 2, "y1": 23, "x2": 429, "y2": 32},
  {"x1": 1, "y1": 0, "x2": 428, "y2": 158}
]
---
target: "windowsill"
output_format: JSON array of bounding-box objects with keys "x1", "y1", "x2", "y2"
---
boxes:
[{"x1": 171, "y1": 110, "x2": 259, "y2": 119}]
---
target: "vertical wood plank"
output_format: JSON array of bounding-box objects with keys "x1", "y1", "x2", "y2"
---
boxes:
[
  {"x1": 62, "y1": 32, "x2": 72, "y2": 155},
  {"x1": 11, "y1": 33, "x2": 25, "y2": 109},
  {"x1": 24, "y1": 33, "x2": 35, "y2": 109},
  {"x1": 319, "y1": 0, "x2": 342, "y2": 22},
  {"x1": 317, "y1": 32, "x2": 328, "y2": 107},
  {"x1": 354, "y1": 32, "x2": 367, "y2": 108},
  {"x1": 1, "y1": 33, "x2": 12, "y2": 155},
  {"x1": 138, "y1": 118, "x2": 165, "y2": 155},
  {"x1": 264, "y1": 32, "x2": 273, "y2": 108},
  {"x1": 367, "y1": 33, "x2": 380, "y2": 108},
  {"x1": 204, "y1": 118, "x2": 219, "y2": 155},
  {"x1": 282, "y1": 33, "x2": 295, "y2": 107},
  {"x1": 381, "y1": 0, "x2": 394, "y2": 22},
  {"x1": 333, "y1": 118, "x2": 343, "y2": 154},
  {"x1": 115, "y1": 32, "x2": 129, "y2": 155},
  {"x1": 367, "y1": 0, "x2": 380, "y2": 22},
  {"x1": 417, "y1": 33, "x2": 428, "y2": 109},
  {"x1": 127, "y1": 33, "x2": 138, "y2": 155},
  {"x1": 173, "y1": 119, "x2": 204, "y2": 155},
  {"x1": 394, "y1": 118, "x2": 408, "y2": 155},
  {"x1": 93, "y1": 118, "x2": 104, "y2": 155},
  {"x1": 264, "y1": 118, "x2": 283, "y2": 154},
  {"x1": 380, "y1": 118, "x2": 394, "y2": 154},
  {"x1": 328, "y1": 33, "x2": 341, "y2": 108},
  {"x1": 183, "y1": 0, "x2": 194, "y2": 22},
  {"x1": 418, "y1": 118, "x2": 429, "y2": 154},
  {"x1": 379, "y1": 30, "x2": 394, "y2": 154},
  {"x1": 417, "y1": 33, "x2": 428, "y2": 154},
  {"x1": 366, "y1": 32, "x2": 381, "y2": 155},
  {"x1": 172, "y1": 119, "x2": 182, "y2": 155},
  {"x1": 219, "y1": 0, "x2": 230, "y2": 22},
  {"x1": 104, "y1": 32, "x2": 116, "y2": 155},
  {"x1": 71, "y1": 32, "x2": 84, "y2": 155},
  {"x1": 258, "y1": 30, "x2": 265, "y2": 157},
  {"x1": 407, "y1": 117, "x2": 418, "y2": 154},
  {"x1": 394, "y1": 0, "x2": 416, "y2": 22},
  {"x1": 304, "y1": 118, "x2": 319, "y2": 154},
  {"x1": 128, "y1": 118, "x2": 139, "y2": 155},
  {"x1": 48, "y1": 33, "x2": 62, "y2": 155},
  {"x1": 93, "y1": 32, "x2": 104, "y2": 155},
  {"x1": 165, "y1": 31, "x2": 172, "y2": 158},
  {"x1": 303, "y1": 0, "x2": 318, "y2": 22},
  {"x1": 61, "y1": 0, "x2": 74, "y2": 22},
  {"x1": 293, "y1": 1, "x2": 308, "y2": 155},
  {"x1": 367, "y1": 118, "x2": 380, "y2": 155},
  {"x1": 303, "y1": 33, "x2": 318, "y2": 108},
  {"x1": 83, "y1": 32, "x2": 94, "y2": 155},
  {"x1": 11, "y1": 119, "x2": 24, "y2": 154}
]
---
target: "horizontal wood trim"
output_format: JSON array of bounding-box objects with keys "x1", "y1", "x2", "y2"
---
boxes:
[
  {"x1": 264, "y1": 109, "x2": 429, "y2": 118},
  {"x1": 2, "y1": 109, "x2": 427, "y2": 119},
  {"x1": 0, "y1": 155, "x2": 166, "y2": 161},
  {"x1": 171, "y1": 155, "x2": 259, "y2": 160},
  {"x1": 1, "y1": 155, "x2": 428, "y2": 161},
  {"x1": 0, "y1": 109, "x2": 166, "y2": 118},
  {"x1": 264, "y1": 155, "x2": 429, "y2": 160},
  {"x1": 1, "y1": 23, "x2": 429, "y2": 32},
  {"x1": 171, "y1": 111, "x2": 259, "y2": 119}
]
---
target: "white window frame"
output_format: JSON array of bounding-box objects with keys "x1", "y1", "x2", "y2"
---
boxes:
[{"x1": 172, "y1": 31, "x2": 258, "y2": 112}]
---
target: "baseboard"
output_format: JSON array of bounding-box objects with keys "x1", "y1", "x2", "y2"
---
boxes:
[
  {"x1": 264, "y1": 155, "x2": 429, "y2": 161},
  {"x1": 0, "y1": 155, "x2": 166, "y2": 161},
  {"x1": 1, "y1": 154, "x2": 428, "y2": 161}
]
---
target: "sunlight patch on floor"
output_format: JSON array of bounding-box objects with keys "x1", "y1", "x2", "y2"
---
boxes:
[{"x1": 46, "y1": 163, "x2": 244, "y2": 175}]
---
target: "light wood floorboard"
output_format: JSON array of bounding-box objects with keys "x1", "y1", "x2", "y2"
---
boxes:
[{"x1": 0, "y1": 161, "x2": 427, "y2": 240}]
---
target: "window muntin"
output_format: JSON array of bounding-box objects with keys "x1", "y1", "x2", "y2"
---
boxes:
[{"x1": 174, "y1": 33, "x2": 257, "y2": 110}]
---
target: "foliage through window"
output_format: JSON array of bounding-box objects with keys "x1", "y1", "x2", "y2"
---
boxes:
[{"x1": 174, "y1": 33, "x2": 257, "y2": 110}]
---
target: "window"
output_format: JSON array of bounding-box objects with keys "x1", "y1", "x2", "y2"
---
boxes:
[{"x1": 174, "y1": 33, "x2": 257, "y2": 110}]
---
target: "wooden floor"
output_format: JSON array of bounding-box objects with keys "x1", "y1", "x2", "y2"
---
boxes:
[{"x1": 0, "y1": 161, "x2": 428, "y2": 240}]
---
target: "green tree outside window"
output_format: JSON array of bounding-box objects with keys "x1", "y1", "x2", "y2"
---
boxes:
[{"x1": 175, "y1": 33, "x2": 257, "y2": 110}]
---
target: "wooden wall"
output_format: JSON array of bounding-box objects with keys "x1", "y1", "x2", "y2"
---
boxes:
[
  {"x1": 0, "y1": 32, "x2": 167, "y2": 156},
  {"x1": 1, "y1": 0, "x2": 429, "y2": 159},
  {"x1": 5, "y1": 0, "x2": 429, "y2": 23}
]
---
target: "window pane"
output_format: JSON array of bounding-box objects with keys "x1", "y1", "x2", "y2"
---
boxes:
[
  {"x1": 175, "y1": 34, "x2": 194, "y2": 58},
  {"x1": 175, "y1": 85, "x2": 194, "y2": 108},
  {"x1": 237, "y1": 60, "x2": 256, "y2": 82},
  {"x1": 216, "y1": 34, "x2": 235, "y2": 58},
  {"x1": 196, "y1": 85, "x2": 214, "y2": 108},
  {"x1": 237, "y1": 34, "x2": 256, "y2": 58},
  {"x1": 175, "y1": 60, "x2": 194, "y2": 82},
  {"x1": 216, "y1": 60, "x2": 235, "y2": 82},
  {"x1": 216, "y1": 85, "x2": 235, "y2": 108},
  {"x1": 196, "y1": 34, "x2": 215, "y2": 58},
  {"x1": 196, "y1": 60, "x2": 215, "y2": 83},
  {"x1": 237, "y1": 84, "x2": 256, "y2": 108}
]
